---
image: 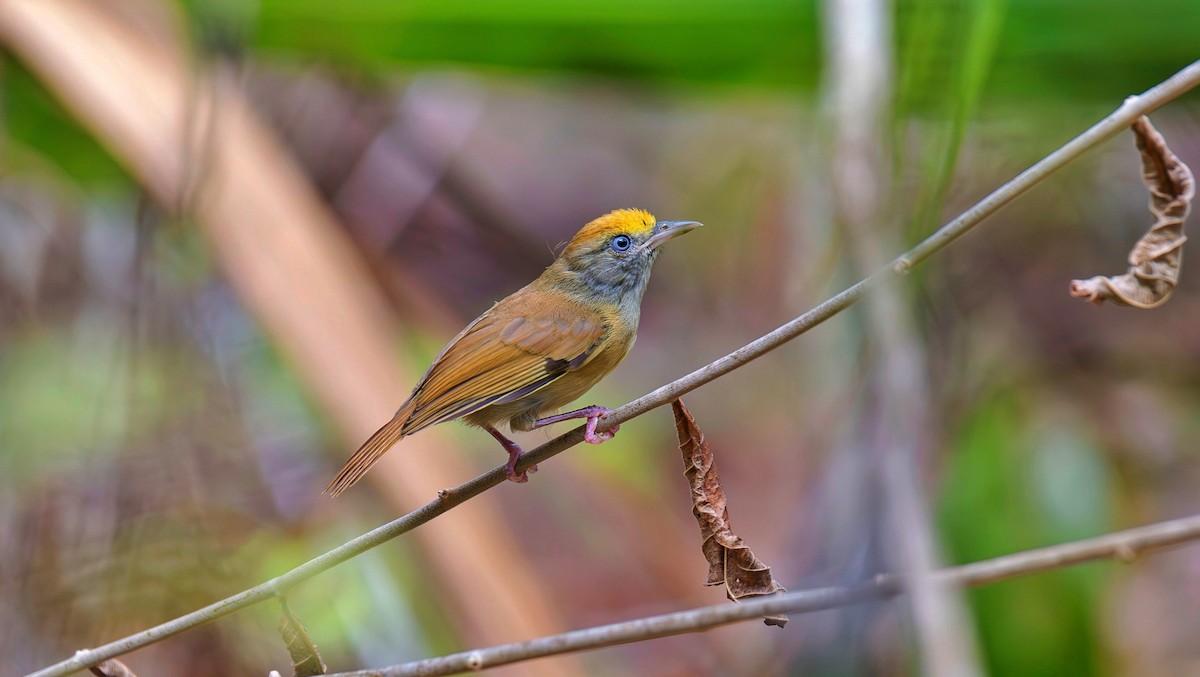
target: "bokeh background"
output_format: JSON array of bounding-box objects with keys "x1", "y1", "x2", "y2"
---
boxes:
[{"x1": 2, "y1": 1, "x2": 1200, "y2": 675}]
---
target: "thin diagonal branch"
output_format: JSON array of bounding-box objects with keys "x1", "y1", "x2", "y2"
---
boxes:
[
  {"x1": 330, "y1": 513, "x2": 1200, "y2": 677},
  {"x1": 27, "y1": 59, "x2": 1200, "y2": 677}
]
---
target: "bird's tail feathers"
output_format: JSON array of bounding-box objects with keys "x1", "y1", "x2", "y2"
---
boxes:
[{"x1": 324, "y1": 404, "x2": 413, "y2": 497}]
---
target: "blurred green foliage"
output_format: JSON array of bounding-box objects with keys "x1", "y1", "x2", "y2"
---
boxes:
[
  {"x1": 2, "y1": 62, "x2": 129, "y2": 187},
  {"x1": 12, "y1": 0, "x2": 1200, "y2": 187},
  {"x1": 0, "y1": 331, "x2": 172, "y2": 480},
  {"x1": 244, "y1": 0, "x2": 1200, "y2": 103},
  {"x1": 252, "y1": 0, "x2": 820, "y2": 88},
  {"x1": 939, "y1": 392, "x2": 1113, "y2": 675}
]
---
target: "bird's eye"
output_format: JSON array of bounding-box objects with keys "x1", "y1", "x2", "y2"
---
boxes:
[{"x1": 610, "y1": 235, "x2": 632, "y2": 252}]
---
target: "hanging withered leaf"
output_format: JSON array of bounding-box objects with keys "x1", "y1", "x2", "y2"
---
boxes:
[
  {"x1": 672, "y1": 399, "x2": 788, "y2": 627},
  {"x1": 88, "y1": 659, "x2": 138, "y2": 677},
  {"x1": 1070, "y1": 115, "x2": 1194, "y2": 308},
  {"x1": 278, "y1": 598, "x2": 327, "y2": 676}
]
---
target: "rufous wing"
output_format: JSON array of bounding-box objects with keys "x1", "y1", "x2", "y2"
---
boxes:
[
  {"x1": 403, "y1": 297, "x2": 607, "y2": 432},
  {"x1": 324, "y1": 289, "x2": 606, "y2": 496}
]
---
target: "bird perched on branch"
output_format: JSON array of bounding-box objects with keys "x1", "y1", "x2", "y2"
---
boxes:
[{"x1": 324, "y1": 208, "x2": 701, "y2": 495}]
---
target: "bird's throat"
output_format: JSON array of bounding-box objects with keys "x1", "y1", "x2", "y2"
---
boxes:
[{"x1": 544, "y1": 256, "x2": 653, "y2": 324}]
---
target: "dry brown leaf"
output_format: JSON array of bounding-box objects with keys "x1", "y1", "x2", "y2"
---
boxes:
[
  {"x1": 1070, "y1": 116, "x2": 1194, "y2": 308},
  {"x1": 279, "y1": 599, "x2": 327, "y2": 676},
  {"x1": 88, "y1": 659, "x2": 137, "y2": 677},
  {"x1": 672, "y1": 399, "x2": 787, "y2": 627}
]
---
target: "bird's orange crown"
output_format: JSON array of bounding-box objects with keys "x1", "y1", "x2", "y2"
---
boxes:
[{"x1": 561, "y1": 208, "x2": 656, "y2": 256}]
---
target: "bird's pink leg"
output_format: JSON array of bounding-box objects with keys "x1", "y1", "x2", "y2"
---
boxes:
[
  {"x1": 483, "y1": 424, "x2": 537, "y2": 483},
  {"x1": 532, "y1": 405, "x2": 620, "y2": 444}
]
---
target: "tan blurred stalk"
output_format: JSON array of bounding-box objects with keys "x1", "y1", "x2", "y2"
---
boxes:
[{"x1": 0, "y1": 1, "x2": 578, "y2": 674}]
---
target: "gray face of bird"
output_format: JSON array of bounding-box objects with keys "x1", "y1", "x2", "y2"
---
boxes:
[
  {"x1": 551, "y1": 219, "x2": 701, "y2": 319},
  {"x1": 561, "y1": 231, "x2": 658, "y2": 308}
]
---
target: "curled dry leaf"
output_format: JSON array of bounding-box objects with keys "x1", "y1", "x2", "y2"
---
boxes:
[
  {"x1": 672, "y1": 399, "x2": 787, "y2": 627},
  {"x1": 88, "y1": 659, "x2": 138, "y2": 677},
  {"x1": 279, "y1": 599, "x2": 327, "y2": 677},
  {"x1": 1070, "y1": 116, "x2": 1194, "y2": 308}
]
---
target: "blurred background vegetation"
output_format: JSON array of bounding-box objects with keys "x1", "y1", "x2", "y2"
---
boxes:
[{"x1": 2, "y1": 0, "x2": 1199, "y2": 675}]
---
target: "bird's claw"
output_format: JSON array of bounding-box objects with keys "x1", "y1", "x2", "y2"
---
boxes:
[
  {"x1": 505, "y1": 456, "x2": 538, "y2": 483},
  {"x1": 488, "y1": 424, "x2": 538, "y2": 483},
  {"x1": 584, "y1": 410, "x2": 619, "y2": 445}
]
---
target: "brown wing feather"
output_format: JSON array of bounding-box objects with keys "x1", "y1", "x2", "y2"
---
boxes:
[
  {"x1": 324, "y1": 287, "x2": 607, "y2": 496},
  {"x1": 403, "y1": 292, "x2": 606, "y2": 432}
]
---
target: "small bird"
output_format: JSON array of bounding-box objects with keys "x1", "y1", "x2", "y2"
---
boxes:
[{"x1": 324, "y1": 209, "x2": 701, "y2": 495}]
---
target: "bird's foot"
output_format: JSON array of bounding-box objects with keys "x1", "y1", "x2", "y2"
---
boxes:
[
  {"x1": 583, "y1": 408, "x2": 619, "y2": 444},
  {"x1": 533, "y1": 405, "x2": 619, "y2": 444},
  {"x1": 484, "y1": 424, "x2": 537, "y2": 483},
  {"x1": 505, "y1": 450, "x2": 537, "y2": 483}
]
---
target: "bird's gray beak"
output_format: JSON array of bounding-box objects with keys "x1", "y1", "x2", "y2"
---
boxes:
[{"x1": 644, "y1": 220, "x2": 702, "y2": 250}]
